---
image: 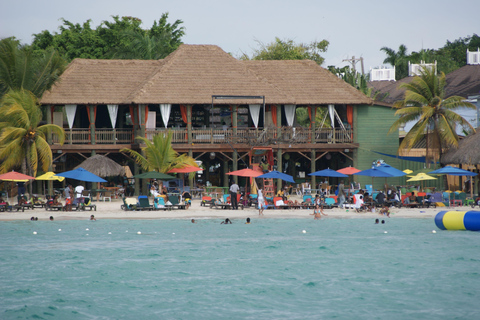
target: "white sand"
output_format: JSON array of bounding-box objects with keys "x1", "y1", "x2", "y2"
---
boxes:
[{"x1": 0, "y1": 195, "x2": 446, "y2": 221}]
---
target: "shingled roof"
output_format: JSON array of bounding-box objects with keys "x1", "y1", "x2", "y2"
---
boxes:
[
  {"x1": 245, "y1": 60, "x2": 372, "y2": 105},
  {"x1": 41, "y1": 44, "x2": 374, "y2": 106}
]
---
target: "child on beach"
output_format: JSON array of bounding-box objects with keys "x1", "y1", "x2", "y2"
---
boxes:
[{"x1": 380, "y1": 205, "x2": 390, "y2": 217}]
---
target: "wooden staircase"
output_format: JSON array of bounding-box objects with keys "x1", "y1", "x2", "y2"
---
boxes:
[{"x1": 263, "y1": 178, "x2": 275, "y2": 199}]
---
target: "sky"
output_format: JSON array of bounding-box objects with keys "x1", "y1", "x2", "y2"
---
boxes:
[{"x1": 1, "y1": 0, "x2": 479, "y2": 71}]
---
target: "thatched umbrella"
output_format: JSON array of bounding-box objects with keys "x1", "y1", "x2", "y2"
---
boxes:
[
  {"x1": 74, "y1": 155, "x2": 125, "y2": 200},
  {"x1": 441, "y1": 131, "x2": 480, "y2": 196},
  {"x1": 74, "y1": 155, "x2": 125, "y2": 177}
]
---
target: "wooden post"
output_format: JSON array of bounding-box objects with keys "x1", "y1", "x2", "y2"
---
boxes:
[
  {"x1": 277, "y1": 148, "x2": 283, "y2": 190},
  {"x1": 311, "y1": 106, "x2": 316, "y2": 143},
  {"x1": 311, "y1": 150, "x2": 316, "y2": 190},
  {"x1": 139, "y1": 104, "x2": 146, "y2": 138},
  {"x1": 232, "y1": 105, "x2": 238, "y2": 184},
  {"x1": 187, "y1": 105, "x2": 192, "y2": 145},
  {"x1": 89, "y1": 105, "x2": 96, "y2": 144}
]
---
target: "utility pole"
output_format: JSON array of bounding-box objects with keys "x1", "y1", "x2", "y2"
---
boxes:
[{"x1": 342, "y1": 56, "x2": 364, "y2": 74}]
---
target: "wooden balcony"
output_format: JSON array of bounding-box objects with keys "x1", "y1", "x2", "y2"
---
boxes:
[{"x1": 53, "y1": 127, "x2": 354, "y2": 146}]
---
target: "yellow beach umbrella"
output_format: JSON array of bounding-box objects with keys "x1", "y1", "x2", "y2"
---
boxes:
[
  {"x1": 407, "y1": 173, "x2": 437, "y2": 182},
  {"x1": 36, "y1": 172, "x2": 65, "y2": 196},
  {"x1": 403, "y1": 169, "x2": 413, "y2": 174}
]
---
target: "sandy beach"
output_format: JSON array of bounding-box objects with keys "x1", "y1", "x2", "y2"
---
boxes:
[{"x1": 0, "y1": 195, "x2": 445, "y2": 221}]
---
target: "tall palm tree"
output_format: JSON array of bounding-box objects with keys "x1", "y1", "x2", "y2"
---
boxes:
[
  {"x1": 108, "y1": 30, "x2": 174, "y2": 60},
  {"x1": 380, "y1": 44, "x2": 409, "y2": 80},
  {"x1": 120, "y1": 130, "x2": 196, "y2": 173},
  {"x1": 388, "y1": 67, "x2": 475, "y2": 164},
  {"x1": 0, "y1": 37, "x2": 66, "y2": 98},
  {"x1": 0, "y1": 89, "x2": 65, "y2": 180}
]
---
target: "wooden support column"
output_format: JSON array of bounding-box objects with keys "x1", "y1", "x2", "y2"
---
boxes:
[
  {"x1": 187, "y1": 105, "x2": 192, "y2": 144},
  {"x1": 311, "y1": 105, "x2": 316, "y2": 143},
  {"x1": 139, "y1": 104, "x2": 146, "y2": 138},
  {"x1": 47, "y1": 105, "x2": 53, "y2": 193},
  {"x1": 232, "y1": 105, "x2": 238, "y2": 183},
  {"x1": 311, "y1": 150, "x2": 316, "y2": 188},
  {"x1": 277, "y1": 148, "x2": 283, "y2": 190},
  {"x1": 276, "y1": 104, "x2": 281, "y2": 140},
  {"x1": 89, "y1": 105, "x2": 96, "y2": 144}
]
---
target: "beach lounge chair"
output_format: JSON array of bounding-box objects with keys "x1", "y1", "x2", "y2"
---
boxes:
[
  {"x1": 121, "y1": 197, "x2": 137, "y2": 211},
  {"x1": 153, "y1": 196, "x2": 170, "y2": 211},
  {"x1": 201, "y1": 196, "x2": 212, "y2": 207},
  {"x1": 81, "y1": 197, "x2": 96, "y2": 211},
  {"x1": 168, "y1": 195, "x2": 186, "y2": 209},
  {"x1": 273, "y1": 196, "x2": 288, "y2": 209},
  {"x1": 324, "y1": 197, "x2": 338, "y2": 208},
  {"x1": 136, "y1": 196, "x2": 153, "y2": 210}
]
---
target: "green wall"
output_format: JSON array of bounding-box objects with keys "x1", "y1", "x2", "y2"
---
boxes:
[{"x1": 354, "y1": 104, "x2": 401, "y2": 190}]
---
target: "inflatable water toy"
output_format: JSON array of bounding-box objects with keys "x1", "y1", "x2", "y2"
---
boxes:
[{"x1": 435, "y1": 211, "x2": 480, "y2": 231}]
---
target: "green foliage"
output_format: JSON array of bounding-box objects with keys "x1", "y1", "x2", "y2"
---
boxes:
[
  {"x1": 31, "y1": 14, "x2": 185, "y2": 61},
  {"x1": 380, "y1": 34, "x2": 480, "y2": 77},
  {"x1": 0, "y1": 37, "x2": 66, "y2": 98},
  {"x1": 0, "y1": 89, "x2": 65, "y2": 176},
  {"x1": 120, "y1": 130, "x2": 196, "y2": 174},
  {"x1": 242, "y1": 38, "x2": 329, "y2": 65},
  {"x1": 295, "y1": 107, "x2": 330, "y2": 128},
  {"x1": 388, "y1": 67, "x2": 475, "y2": 160}
]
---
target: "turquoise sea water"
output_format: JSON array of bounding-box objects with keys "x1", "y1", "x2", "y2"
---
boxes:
[{"x1": 1, "y1": 217, "x2": 479, "y2": 320}]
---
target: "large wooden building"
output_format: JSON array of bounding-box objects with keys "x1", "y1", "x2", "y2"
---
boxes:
[{"x1": 40, "y1": 44, "x2": 400, "y2": 191}]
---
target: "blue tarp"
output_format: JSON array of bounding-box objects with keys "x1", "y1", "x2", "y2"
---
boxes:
[{"x1": 372, "y1": 151, "x2": 427, "y2": 163}]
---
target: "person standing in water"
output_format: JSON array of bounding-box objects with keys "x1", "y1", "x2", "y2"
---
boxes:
[
  {"x1": 311, "y1": 204, "x2": 328, "y2": 220},
  {"x1": 257, "y1": 188, "x2": 265, "y2": 216}
]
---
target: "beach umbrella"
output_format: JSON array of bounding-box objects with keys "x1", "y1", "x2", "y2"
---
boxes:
[
  {"x1": 377, "y1": 164, "x2": 406, "y2": 177},
  {"x1": 403, "y1": 169, "x2": 413, "y2": 174},
  {"x1": 133, "y1": 171, "x2": 176, "y2": 180},
  {"x1": 407, "y1": 173, "x2": 437, "y2": 182},
  {"x1": 309, "y1": 168, "x2": 348, "y2": 178},
  {"x1": 36, "y1": 172, "x2": 65, "y2": 196},
  {"x1": 168, "y1": 165, "x2": 203, "y2": 173},
  {"x1": 0, "y1": 171, "x2": 35, "y2": 181},
  {"x1": 337, "y1": 166, "x2": 361, "y2": 175},
  {"x1": 353, "y1": 167, "x2": 395, "y2": 191},
  {"x1": 74, "y1": 155, "x2": 125, "y2": 177},
  {"x1": 258, "y1": 170, "x2": 295, "y2": 183},
  {"x1": 0, "y1": 171, "x2": 35, "y2": 201},
  {"x1": 226, "y1": 168, "x2": 262, "y2": 177},
  {"x1": 55, "y1": 167, "x2": 107, "y2": 183},
  {"x1": 429, "y1": 166, "x2": 477, "y2": 176}
]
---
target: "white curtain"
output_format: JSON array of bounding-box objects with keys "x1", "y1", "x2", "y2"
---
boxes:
[
  {"x1": 107, "y1": 104, "x2": 118, "y2": 128},
  {"x1": 65, "y1": 105, "x2": 77, "y2": 129},
  {"x1": 328, "y1": 104, "x2": 335, "y2": 127},
  {"x1": 284, "y1": 105, "x2": 296, "y2": 126},
  {"x1": 160, "y1": 104, "x2": 171, "y2": 128},
  {"x1": 249, "y1": 104, "x2": 261, "y2": 128}
]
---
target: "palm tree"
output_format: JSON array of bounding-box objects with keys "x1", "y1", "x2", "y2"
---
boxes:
[
  {"x1": 108, "y1": 30, "x2": 174, "y2": 60},
  {"x1": 120, "y1": 130, "x2": 196, "y2": 173},
  {"x1": 0, "y1": 89, "x2": 65, "y2": 183},
  {"x1": 380, "y1": 44, "x2": 409, "y2": 80},
  {"x1": 388, "y1": 67, "x2": 475, "y2": 164},
  {"x1": 0, "y1": 37, "x2": 66, "y2": 98}
]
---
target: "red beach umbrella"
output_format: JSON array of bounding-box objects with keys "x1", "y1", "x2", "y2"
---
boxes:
[
  {"x1": 168, "y1": 165, "x2": 203, "y2": 173},
  {"x1": 337, "y1": 166, "x2": 361, "y2": 175},
  {"x1": 226, "y1": 168, "x2": 262, "y2": 177}
]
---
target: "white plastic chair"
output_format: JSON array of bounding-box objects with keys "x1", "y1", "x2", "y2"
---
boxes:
[{"x1": 102, "y1": 191, "x2": 112, "y2": 202}]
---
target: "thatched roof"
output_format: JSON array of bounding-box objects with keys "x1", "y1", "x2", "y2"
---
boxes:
[
  {"x1": 445, "y1": 64, "x2": 480, "y2": 98},
  {"x1": 245, "y1": 60, "x2": 372, "y2": 105},
  {"x1": 441, "y1": 131, "x2": 480, "y2": 165},
  {"x1": 74, "y1": 155, "x2": 125, "y2": 177},
  {"x1": 40, "y1": 44, "x2": 375, "y2": 106}
]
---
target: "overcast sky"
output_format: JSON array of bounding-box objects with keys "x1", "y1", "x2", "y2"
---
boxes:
[{"x1": 1, "y1": 0, "x2": 478, "y2": 71}]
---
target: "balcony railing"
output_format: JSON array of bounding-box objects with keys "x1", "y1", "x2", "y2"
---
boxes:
[{"x1": 53, "y1": 127, "x2": 353, "y2": 145}]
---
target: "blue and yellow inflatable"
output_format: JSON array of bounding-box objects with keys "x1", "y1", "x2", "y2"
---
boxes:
[{"x1": 435, "y1": 211, "x2": 480, "y2": 231}]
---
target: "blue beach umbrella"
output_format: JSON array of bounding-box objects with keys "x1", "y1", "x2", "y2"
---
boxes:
[
  {"x1": 376, "y1": 164, "x2": 407, "y2": 177},
  {"x1": 353, "y1": 167, "x2": 395, "y2": 190},
  {"x1": 429, "y1": 166, "x2": 477, "y2": 176},
  {"x1": 55, "y1": 167, "x2": 107, "y2": 183},
  {"x1": 309, "y1": 168, "x2": 348, "y2": 178},
  {"x1": 258, "y1": 170, "x2": 295, "y2": 183}
]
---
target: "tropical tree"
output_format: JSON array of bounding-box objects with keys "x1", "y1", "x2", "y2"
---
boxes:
[
  {"x1": 109, "y1": 30, "x2": 174, "y2": 60},
  {"x1": 388, "y1": 67, "x2": 475, "y2": 164},
  {"x1": 120, "y1": 130, "x2": 196, "y2": 173},
  {"x1": 0, "y1": 89, "x2": 65, "y2": 186},
  {"x1": 0, "y1": 37, "x2": 66, "y2": 98},
  {"x1": 241, "y1": 38, "x2": 329, "y2": 65},
  {"x1": 380, "y1": 44, "x2": 409, "y2": 80}
]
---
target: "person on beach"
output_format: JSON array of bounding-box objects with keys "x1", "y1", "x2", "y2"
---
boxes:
[
  {"x1": 90, "y1": 215, "x2": 96, "y2": 221},
  {"x1": 229, "y1": 181, "x2": 239, "y2": 210},
  {"x1": 221, "y1": 218, "x2": 232, "y2": 224},
  {"x1": 380, "y1": 205, "x2": 390, "y2": 217},
  {"x1": 311, "y1": 204, "x2": 328, "y2": 220},
  {"x1": 338, "y1": 180, "x2": 345, "y2": 208},
  {"x1": 182, "y1": 190, "x2": 192, "y2": 209},
  {"x1": 245, "y1": 217, "x2": 251, "y2": 224},
  {"x1": 258, "y1": 188, "x2": 265, "y2": 215}
]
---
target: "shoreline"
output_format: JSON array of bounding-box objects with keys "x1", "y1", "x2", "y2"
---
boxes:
[{"x1": 0, "y1": 198, "x2": 446, "y2": 221}]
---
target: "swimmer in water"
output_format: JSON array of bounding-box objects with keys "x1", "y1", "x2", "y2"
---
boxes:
[
  {"x1": 310, "y1": 204, "x2": 328, "y2": 220},
  {"x1": 50, "y1": 216, "x2": 54, "y2": 221},
  {"x1": 245, "y1": 217, "x2": 251, "y2": 224},
  {"x1": 221, "y1": 218, "x2": 232, "y2": 224},
  {"x1": 191, "y1": 219, "x2": 196, "y2": 223},
  {"x1": 90, "y1": 215, "x2": 96, "y2": 221}
]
